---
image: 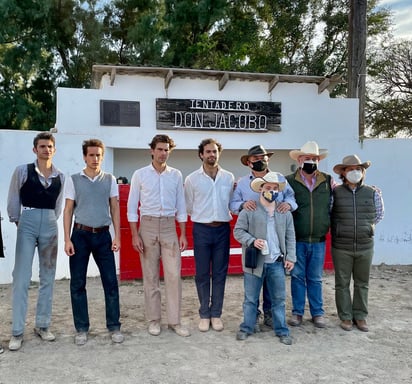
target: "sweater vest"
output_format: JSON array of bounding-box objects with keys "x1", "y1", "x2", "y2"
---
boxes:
[
  {"x1": 331, "y1": 184, "x2": 376, "y2": 251},
  {"x1": 20, "y1": 163, "x2": 61, "y2": 209},
  {"x1": 286, "y1": 171, "x2": 331, "y2": 242},
  {"x1": 72, "y1": 172, "x2": 113, "y2": 227}
]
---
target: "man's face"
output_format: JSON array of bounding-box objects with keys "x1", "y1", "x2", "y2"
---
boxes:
[
  {"x1": 151, "y1": 142, "x2": 170, "y2": 165},
  {"x1": 200, "y1": 143, "x2": 219, "y2": 166},
  {"x1": 298, "y1": 155, "x2": 320, "y2": 166},
  {"x1": 247, "y1": 154, "x2": 267, "y2": 166},
  {"x1": 261, "y1": 182, "x2": 279, "y2": 192},
  {"x1": 33, "y1": 139, "x2": 55, "y2": 160},
  {"x1": 84, "y1": 146, "x2": 103, "y2": 171}
]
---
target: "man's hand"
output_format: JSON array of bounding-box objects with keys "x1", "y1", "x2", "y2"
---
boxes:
[
  {"x1": 276, "y1": 202, "x2": 291, "y2": 214},
  {"x1": 64, "y1": 240, "x2": 75, "y2": 256},
  {"x1": 242, "y1": 200, "x2": 257, "y2": 211},
  {"x1": 132, "y1": 233, "x2": 144, "y2": 254}
]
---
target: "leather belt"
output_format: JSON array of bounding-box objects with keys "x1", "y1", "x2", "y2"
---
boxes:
[
  {"x1": 203, "y1": 221, "x2": 226, "y2": 227},
  {"x1": 74, "y1": 223, "x2": 109, "y2": 233}
]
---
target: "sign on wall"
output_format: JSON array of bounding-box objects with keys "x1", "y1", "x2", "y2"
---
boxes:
[
  {"x1": 100, "y1": 100, "x2": 140, "y2": 126},
  {"x1": 156, "y1": 98, "x2": 281, "y2": 132}
]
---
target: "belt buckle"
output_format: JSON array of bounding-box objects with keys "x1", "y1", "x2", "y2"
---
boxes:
[{"x1": 92, "y1": 227, "x2": 98, "y2": 233}]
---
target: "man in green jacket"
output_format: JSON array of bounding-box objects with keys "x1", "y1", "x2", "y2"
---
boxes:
[{"x1": 286, "y1": 141, "x2": 336, "y2": 328}]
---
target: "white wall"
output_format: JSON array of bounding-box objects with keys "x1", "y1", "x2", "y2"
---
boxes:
[{"x1": 1, "y1": 72, "x2": 410, "y2": 283}]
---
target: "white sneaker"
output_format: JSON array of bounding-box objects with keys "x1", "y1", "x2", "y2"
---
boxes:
[
  {"x1": 75, "y1": 332, "x2": 88, "y2": 346},
  {"x1": 34, "y1": 327, "x2": 56, "y2": 341},
  {"x1": 9, "y1": 335, "x2": 23, "y2": 351},
  {"x1": 111, "y1": 330, "x2": 124, "y2": 343}
]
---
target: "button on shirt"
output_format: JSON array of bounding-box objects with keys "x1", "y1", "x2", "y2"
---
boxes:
[
  {"x1": 127, "y1": 164, "x2": 187, "y2": 223},
  {"x1": 229, "y1": 171, "x2": 297, "y2": 214},
  {"x1": 184, "y1": 166, "x2": 234, "y2": 223}
]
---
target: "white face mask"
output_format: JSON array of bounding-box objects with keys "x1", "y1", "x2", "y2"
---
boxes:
[{"x1": 346, "y1": 169, "x2": 363, "y2": 184}]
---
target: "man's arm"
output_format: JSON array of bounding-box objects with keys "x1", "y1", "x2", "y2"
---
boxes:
[
  {"x1": 63, "y1": 198, "x2": 75, "y2": 256},
  {"x1": 7, "y1": 166, "x2": 24, "y2": 224},
  {"x1": 109, "y1": 196, "x2": 121, "y2": 252}
]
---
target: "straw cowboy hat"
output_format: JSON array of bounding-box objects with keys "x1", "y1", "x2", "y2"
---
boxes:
[
  {"x1": 240, "y1": 145, "x2": 274, "y2": 166},
  {"x1": 250, "y1": 172, "x2": 286, "y2": 192},
  {"x1": 289, "y1": 141, "x2": 328, "y2": 161},
  {"x1": 333, "y1": 154, "x2": 371, "y2": 174}
]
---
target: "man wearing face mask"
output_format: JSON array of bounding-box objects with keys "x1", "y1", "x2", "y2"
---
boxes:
[
  {"x1": 286, "y1": 141, "x2": 337, "y2": 329},
  {"x1": 234, "y1": 172, "x2": 295, "y2": 344},
  {"x1": 331, "y1": 155, "x2": 384, "y2": 332},
  {"x1": 230, "y1": 145, "x2": 297, "y2": 328}
]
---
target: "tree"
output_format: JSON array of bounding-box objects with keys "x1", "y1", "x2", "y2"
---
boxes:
[{"x1": 366, "y1": 40, "x2": 412, "y2": 137}]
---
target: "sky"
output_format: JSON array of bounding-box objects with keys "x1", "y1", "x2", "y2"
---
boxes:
[{"x1": 379, "y1": 0, "x2": 412, "y2": 39}]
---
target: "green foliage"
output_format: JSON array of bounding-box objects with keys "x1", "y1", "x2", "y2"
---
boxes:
[{"x1": 0, "y1": 0, "x2": 401, "y2": 136}]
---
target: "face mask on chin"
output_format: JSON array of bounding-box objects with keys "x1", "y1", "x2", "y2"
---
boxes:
[
  {"x1": 302, "y1": 161, "x2": 318, "y2": 174},
  {"x1": 251, "y1": 160, "x2": 268, "y2": 172},
  {"x1": 346, "y1": 169, "x2": 363, "y2": 184},
  {"x1": 262, "y1": 190, "x2": 279, "y2": 203}
]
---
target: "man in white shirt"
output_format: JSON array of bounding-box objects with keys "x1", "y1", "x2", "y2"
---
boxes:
[
  {"x1": 127, "y1": 134, "x2": 190, "y2": 337},
  {"x1": 184, "y1": 138, "x2": 235, "y2": 332}
]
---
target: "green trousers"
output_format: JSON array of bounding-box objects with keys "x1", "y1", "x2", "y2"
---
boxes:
[{"x1": 331, "y1": 247, "x2": 374, "y2": 321}]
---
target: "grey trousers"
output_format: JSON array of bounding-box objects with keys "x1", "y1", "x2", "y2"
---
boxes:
[{"x1": 11, "y1": 209, "x2": 58, "y2": 336}]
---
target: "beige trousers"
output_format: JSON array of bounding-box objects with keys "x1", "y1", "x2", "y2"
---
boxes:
[{"x1": 139, "y1": 216, "x2": 182, "y2": 325}]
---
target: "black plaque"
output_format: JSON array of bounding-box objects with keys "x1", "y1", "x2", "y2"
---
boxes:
[
  {"x1": 100, "y1": 100, "x2": 140, "y2": 126},
  {"x1": 156, "y1": 98, "x2": 281, "y2": 132}
]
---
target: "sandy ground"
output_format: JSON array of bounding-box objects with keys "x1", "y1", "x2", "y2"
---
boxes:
[{"x1": 0, "y1": 264, "x2": 411, "y2": 384}]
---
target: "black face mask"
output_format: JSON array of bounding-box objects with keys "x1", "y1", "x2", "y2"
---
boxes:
[
  {"x1": 251, "y1": 160, "x2": 268, "y2": 172},
  {"x1": 302, "y1": 162, "x2": 317, "y2": 174}
]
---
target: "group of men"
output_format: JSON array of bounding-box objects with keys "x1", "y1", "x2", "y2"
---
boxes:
[{"x1": 2, "y1": 131, "x2": 383, "y2": 352}]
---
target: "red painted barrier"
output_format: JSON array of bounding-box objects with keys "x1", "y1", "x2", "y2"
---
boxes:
[{"x1": 119, "y1": 185, "x2": 333, "y2": 280}]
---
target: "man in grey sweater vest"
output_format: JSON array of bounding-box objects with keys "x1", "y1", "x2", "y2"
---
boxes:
[{"x1": 63, "y1": 138, "x2": 123, "y2": 346}]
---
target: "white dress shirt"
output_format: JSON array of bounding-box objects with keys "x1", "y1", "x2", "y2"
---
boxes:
[
  {"x1": 184, "y1": 166, "x2": 234, "y2": 223},
  {"x1": 127, "y1": 163, "x2": 187, "y2": 223}
]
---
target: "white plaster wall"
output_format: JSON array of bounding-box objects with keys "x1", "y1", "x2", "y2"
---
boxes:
[{"x1": 1, "y1": 73, "x2": 411, "y2": 283}]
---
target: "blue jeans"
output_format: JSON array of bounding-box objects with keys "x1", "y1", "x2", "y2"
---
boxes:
[
  {"x1": 69, "y1": 228, "x2": 121, "y2": 332},
  {"x1": 12, "y1": 209, "x2": 58, "y2": 336},
  {"x1": 240, "y1": 262, "x2": 289, "y2": 336},
  {"x1": 193, "y1": 222, "x2": 230, "y2": 318},
  {"x1": 290, "y1": 241, "x2": 326, "y2": 317}
]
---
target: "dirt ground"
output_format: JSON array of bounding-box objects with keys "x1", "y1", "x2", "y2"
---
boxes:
[{"x1": 0, "y1": 264, "x2": 411, "y2": 384}]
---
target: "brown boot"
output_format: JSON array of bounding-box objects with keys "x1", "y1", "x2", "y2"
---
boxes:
[
  {"x1": 354, "y1": 319, "x2": 369, "y2": 332},
  {"x1": 340, "y1": 320, "x2": 353, "y2": 331}
]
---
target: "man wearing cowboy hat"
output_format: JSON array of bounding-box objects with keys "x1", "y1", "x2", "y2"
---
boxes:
[
  {"x1": 234, "y1": 172, "x2": 295, "y2": 345},
  {"x1": 331, "y1": 155, "x2": 384, "y2": 332},
  {"x1": 286, "y1": 141, "x2": 337, "y2": 329},
  {"x1": 230, "y1": 144, "x2": 297, "y2": 328}
]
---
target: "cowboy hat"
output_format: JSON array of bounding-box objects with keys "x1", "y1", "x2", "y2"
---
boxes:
[
  {"x1": 250, "y1": 172, "x2": 286, "y2": 192},
  {"x1": 333, "y1": 154, "x2": 371, "y2": 174},
  {"x1": 240, "y1": 145, "x2": 274, "y2": 166},
  {"x1": 289, "y1": 141, "x2": 328, "y2": 161}
]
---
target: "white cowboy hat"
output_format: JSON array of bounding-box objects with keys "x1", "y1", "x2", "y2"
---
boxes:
[
  {"x1": 289, "y1": 141, "x2": 328, "y2": 161},
  {"x1": 250, "y1": 172, "x2": 286, "y2": 192},
  {"x1": 333, "y1": 154, "x2": 371, "y2": 174}
]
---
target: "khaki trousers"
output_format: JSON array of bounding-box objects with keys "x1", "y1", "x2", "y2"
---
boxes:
[{"x1": 139, "y1": 216, "x2": 182, "y2": 325}]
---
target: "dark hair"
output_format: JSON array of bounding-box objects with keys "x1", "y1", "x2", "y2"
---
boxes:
[
  {"x1": 149, "y1": 135, "x2": 176, "y2": 150},
  {"x1": 82, "y1": 138, "x2": 105, "y2": 156},
  {"x1": 197, "y1": 138, "x2": 222, "y2": 159},
  {"x1": 33, "y1": 132, "x2": 55, "y2": 148}
]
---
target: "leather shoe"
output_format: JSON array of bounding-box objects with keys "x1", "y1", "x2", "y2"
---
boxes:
[
  {"x1": 313, "y1": 316, "x2": 326, "y2": 328},
  {"x1": 148, "y1": 320, "x2": 161, "y2": 336},
  {"x1": 354, "y1": 319, "x2": 369, "y2": 332},
  {"x1": 198, "y1": 318, "x2": 210, "y2": 332},
  {"x1": 169, "y1": 324, "x2": 191, "y2": 337},
  {"x1": 236, "y1": 331, "x2": 248, "y2": 341},
  {"x1": 279, "y1": 335, "x2": 293, "y2": 345},
  {"x1": 288, "y1": 314, "x2": 302, "y2": 326},
  {"x1": 211, "y1": 317, "x2": 224, "y2": 331},
  {"x1": 340, "y1": 320, "x2": 353, "y2": 331}
]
